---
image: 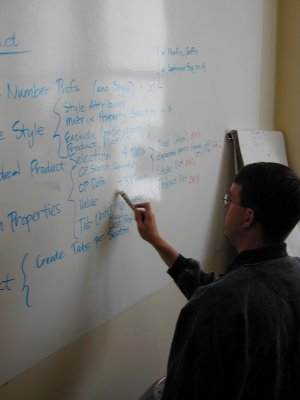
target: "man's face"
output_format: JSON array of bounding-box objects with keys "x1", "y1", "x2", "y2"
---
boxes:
[{"x1": 224, "y1": 183, "x2": 248, "y2": 250}]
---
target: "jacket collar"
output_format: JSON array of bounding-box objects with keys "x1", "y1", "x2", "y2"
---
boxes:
[{"x1": 227, "y1": 243, "x2": 288, "y2": 273}]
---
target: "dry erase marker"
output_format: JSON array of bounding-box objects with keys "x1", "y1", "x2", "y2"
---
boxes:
[
  {"x1": 118, "y1": 190, "x2": 135, "y2": 210},
  {"x1": 118, "y1": 190, "x2": 145, "y2": 221}
]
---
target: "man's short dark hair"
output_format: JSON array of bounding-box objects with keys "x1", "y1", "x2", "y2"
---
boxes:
[{"x1": 234, "y1": 162, "x2": 300, "y2": 243}]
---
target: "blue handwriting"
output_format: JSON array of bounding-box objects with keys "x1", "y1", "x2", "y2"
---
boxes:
[
  {"x1": 55, "y1": 78, "x2": 80, "y2": 96},
  {"x1": 30, "y1": 159, "x2": 65, "y2": 177},
  {"x1": 7, "y1": 82, "x2": 49, "y2": 100},
  {"x1": 7, "y1": 203, "x2": 61, "y2": 233},
  {"x1": 11, "y1": 120, "x2": 45, "y2": 148},
  {"x1": 94, "y1": 234, "x2": 104, "y2": 247},
  {"x1": 20, "y1": 253, "x2": 32, "y2": 307},
  {"x1": 79, "y1": 197, "x2": 98, "y2": 211},
  {"x1": 36, "y1": 250, "x2": 64, "y2": 269},
  {"x1": 0, "y1": 33, "x2": 31, "y2": 55},
  {"x1": 0, "y1": 161, "x2": 21, "y2": 182},
  {"x1": 78, "y1": 216, "x2": 93, "y2": 233},
  {"x1": 71, "y1": 240, "x2": 90, "y2": 255},
  {"x1": 0, "y1": 274, "x2": 15, "y2": 291}
]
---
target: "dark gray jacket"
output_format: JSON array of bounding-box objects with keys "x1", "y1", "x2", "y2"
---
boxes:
[{"x1": 163, "y1": 244, "x2": 300, "y2": 400}]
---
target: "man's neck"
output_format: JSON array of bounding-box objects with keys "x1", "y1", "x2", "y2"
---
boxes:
[{"x1": 236, "y1": 233, "x2": 274, "y2": 254}]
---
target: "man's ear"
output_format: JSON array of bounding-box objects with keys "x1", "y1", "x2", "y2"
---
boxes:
[{"x1": 243, "y1": 208, "x2": 256, "y2": 229}]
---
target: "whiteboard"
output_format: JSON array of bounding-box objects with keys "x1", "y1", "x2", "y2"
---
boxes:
[{"x1": 0, "y1": 0, "x2": 276, "y2": 384}]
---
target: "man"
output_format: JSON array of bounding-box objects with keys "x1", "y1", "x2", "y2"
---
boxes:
[{"x1": 134, "y1": 162, "x2": 300, "y2": 400}]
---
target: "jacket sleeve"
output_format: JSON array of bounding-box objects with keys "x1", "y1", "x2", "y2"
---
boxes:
[{"x1": 167, "y1": 254, "x2": 216, "y2": 299}]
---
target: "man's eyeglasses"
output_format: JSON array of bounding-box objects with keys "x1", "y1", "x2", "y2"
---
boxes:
[{"x1": 223, "y1": 193, "x2": 241, "y2": 207}]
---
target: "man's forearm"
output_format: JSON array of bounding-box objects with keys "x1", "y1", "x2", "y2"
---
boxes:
[{"x1": 151, "y1": 236, "x2": 179, "y2": 268}]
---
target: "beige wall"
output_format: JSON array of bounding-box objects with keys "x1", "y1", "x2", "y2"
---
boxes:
[
  {"x1": 0, "y1": 282, "x2": 186, "y2": 400},
  {"x1": 275, "y1": 0, "x2": 300, "y2": 174}
]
